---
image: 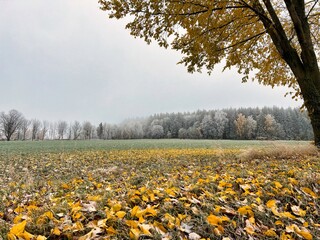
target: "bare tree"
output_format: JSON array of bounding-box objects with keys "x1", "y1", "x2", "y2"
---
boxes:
[
  {"x1": 40, "y1": 120, "x2": 49, "y2": 140},
  {"x1": 72, "y1": 121, "x2": 82, "y2": 140},
  {"x1": 20, "y1": 118, "x2": 30, "y2": 140},
  {"x1": 82, "y1": 121, "x2": 93, "y2": 140},
  {"x1": 57, "y1": 121, "x2": 68, "y2": 140},
  {"x1": 0, "y1": 109, "x2": 24, "y2": 141},
  {"x1": 31, "y1": 119, "x2": 41, "y2": 141}
]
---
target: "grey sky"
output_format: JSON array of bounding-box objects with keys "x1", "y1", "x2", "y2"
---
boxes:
[{"x1": 0, "y1": 0, "x2": 301, "y2": 124}]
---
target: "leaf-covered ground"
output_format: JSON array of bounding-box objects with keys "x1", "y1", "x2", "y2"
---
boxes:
[{"x1": 0, "y1": 146, "x2": 319, "y2": 239}]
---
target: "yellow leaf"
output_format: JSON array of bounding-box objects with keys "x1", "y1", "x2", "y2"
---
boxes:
[
  {"x1": 245, "y1": 225, "x2": 255, "y2": 235},
  {"x1": 13, "y1": 215, "x2": 23, "y2": 224},
  {"x1": 153, "y1": 221, "x2": 167, "y2": 234},
  {"x1": 139, "y1": 224, "x2": 152, "y2": 235},
  {"x1": 116, "y1": 211, "x2": 126, "y2": 219},
  {"x1": 126, "y1": 220, "x2": 139, "y2": 228},
  {"x1": 36, "y1": 236, "x2": 47, "y2": 240},
  {"x1": 129, "y1": 228, "x2": 140, "y2": 240},
  {"x1": 142, "y1": 195, "x2": 149, "y2": 202},
  {"x1": 7, "y1": 233, "x2": 16, "y2": 240},
  {"x1": 280, "y1": 212, "x2": 296, "y2": 219},
  {"x1": 237, "y1": 206, "x2": 253, "y2": 216},
  {"x1": 43, "y1": 211, "x2": 54, "y2": 220},
  {"x1": 244, "y1": 219, "x2": 255, "y2": 235},
  {"x1": 266, "y1": 199, "x2": 277, "y2": 208},
  {"x1": 296, "y1": 229, "x2": 313, "y2": 240},
  {"x1": 10, "y1": 220, "x2": 27, "y2": 235},
  {"x1": 51, "y1": 227, "x2": 61, "y2": 236},
  {"x1": 274, "y1": 181, "x2": 282, "y2": 188},
  {"x1": 301, "y1": 187, "x2": 317, "y2": 198},
  {"x1": 112, "y1": 203, "x2": 122, "y2": 212},
  {"x1": 146, "y1": 206, "x2": 157, "y2": 216},
  {"x1": 107, "y1": 226, "x2": 117, "y2": 235},
  {"x1": 275, "y1": 220, "x2": 284, "y2": 226},
  {"x1": 207, "y1": 214, "x2": 221, "y2": 226},
  {"x1": 131, "y1": 206, "x2": 140, "y2": 217},
  {"x1": 14, "y1": 206, "x2": 24, "y2": 214},
  {"x1": 264, "y1": 229, "x2": 278, "y2": 237},
  {"x1": 20, "y1": 231, "x2": 34, "y2": 240}
]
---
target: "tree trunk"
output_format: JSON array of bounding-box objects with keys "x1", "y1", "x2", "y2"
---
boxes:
[{"x1": 297, "y1": 74, "x2": 320, "y2": 147}]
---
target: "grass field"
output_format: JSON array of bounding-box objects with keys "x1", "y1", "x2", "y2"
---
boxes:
[
  {"x1": 0, "y1": 140, "x2": 319, "y2": 239},
  {"x1": 0, "y1": 139, "x2": 313, "y2": 154}
]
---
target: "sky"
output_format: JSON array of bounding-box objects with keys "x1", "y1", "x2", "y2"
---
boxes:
[{"x1": 0, "y1": 0, "x2": 301, "y2": 124}]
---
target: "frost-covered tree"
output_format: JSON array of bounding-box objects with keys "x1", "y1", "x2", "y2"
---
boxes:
[
  {"x1": 246, "y1": 116, "x2": 257, "y2": 139},
  {"x1": 214, "y1": 110, "x2": 228, "y2": 139},
  {"x1": 151, "y1": 125, "x2": 164, "y2": 139}
]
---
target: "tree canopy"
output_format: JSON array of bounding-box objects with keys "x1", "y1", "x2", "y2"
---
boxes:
[
  {"x1": 99, "y1": 0, "x2": 320, "y2": 145},
  {"x1": 99, "y1": 0, "x2": 319, "y2": 89}
]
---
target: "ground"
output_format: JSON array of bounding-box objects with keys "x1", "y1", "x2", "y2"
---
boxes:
[{"x1": 0, "y1": 140, "x2": 319, "y2": 239}]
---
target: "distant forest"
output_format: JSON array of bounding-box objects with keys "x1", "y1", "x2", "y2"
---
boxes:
[{"x1": 0, "y1": 107, "x2": 313, "y2": 141}]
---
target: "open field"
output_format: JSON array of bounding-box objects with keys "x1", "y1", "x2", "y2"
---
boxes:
[
  {"x1": 0, "y1": 140, "x2": 319, "y2": 239},
  {"x1": 0, "y1": 139, "x2": 313, "y2": 154}
]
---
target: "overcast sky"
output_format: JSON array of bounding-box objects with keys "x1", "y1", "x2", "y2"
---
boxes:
[{"x1": 0, "y1": 0, "x2": 301, "y2": 124}]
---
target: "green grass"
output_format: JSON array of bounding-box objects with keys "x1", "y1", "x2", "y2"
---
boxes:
[{"x1": 0, "y1": 139, "x2": 313, "y2": 154}]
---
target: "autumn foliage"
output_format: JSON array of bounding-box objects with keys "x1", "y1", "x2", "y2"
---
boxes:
[{"x1": 0, "y1": 142, "x2": 319, "y2": 239}]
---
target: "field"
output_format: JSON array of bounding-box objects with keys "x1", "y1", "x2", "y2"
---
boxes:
[{"x1": 0, "y1": 140, "x2": 319, "y2": 240}]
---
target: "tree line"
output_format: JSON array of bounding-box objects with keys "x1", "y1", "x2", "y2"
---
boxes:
[{"x1": 0, "y1": 107, "x2": 313, "y2": 141}]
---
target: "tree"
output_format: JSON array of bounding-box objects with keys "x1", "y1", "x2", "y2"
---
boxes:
[
  {"x1": 214, "y1": 110, "x2": 228, "y2": 139},
  {"x1": 151, "y1": 125, "x2": 164, "y2": 139},
  {"x1": 72, "y1": 121, "x2": 82, "y2": 140},
  {"x1": 20, "y1": 118, "x2": 30, "y2": 140},
  {"x1": 0, "y1": 109, "x2": 24, "y2": 141},
  {"x1": 40, "y1": 120, "x2": 49, "y2": 140},
  {"x1": 31, "y1": 119, "x2": 41, "y2": 141},
  {"x1": 234, "y1": 113, "x2": 247, "y2": 139},
  {"x1": 97, "y1": 122, "x2": 104, "y2": 139},
  {"x1": 100, "y1": 0, "x2": 320, "y2": 146},
  {"x1": 201, "y1": 114, "x2": 215, "y2": 139},
  {"x1": 264, "y1": 114, "x2": 279, "y2": 139},
  {"x1": 246, "y1": 115, "x2": 257, "y2": 139},
  {"x1": 82, "y1": 121, "x2": 93, "y2": 140},
  {"x1": 57, "y1": 121, "x2": 68, "y2": 140}
]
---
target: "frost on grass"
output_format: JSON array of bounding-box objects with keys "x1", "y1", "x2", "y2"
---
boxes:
[{"x1": 0, "y1": 148, "x2": 319, "y2": 239}]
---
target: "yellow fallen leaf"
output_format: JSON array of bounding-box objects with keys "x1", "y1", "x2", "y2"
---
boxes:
[
  {"x1": 107, "y1": 226, "x2": 117, "y2": 235},
  {"x1": 51, "y1": 227, "x2": 61, "y2": 236},
  {"x1": 129, "y1": 228, "x2": 140, "y2": 240},
  {"x1": 207, "y1": 214, "x2": 221, "y2": 226},
  {"x1": 301, "y1": 187, "x2": 317, "y2": 198},
  {"x1": 116, "y1": 211, "x2": 126, "y2": 219},
  {"x1": 20, "y1": 231, "x2": 34, "y2": 240},
  {"x1": 280, "y1": 212, "x2": 296, "y2": 219},
  {"x1": 244, "y1": 219, "x2": 255, "y2": 235},
  {"x1": 131, "y1": 206, "x2": 140, "y2": 217},
  {"x1": 10, "y1": 220, "x2": 27, "y2": 235},
  {"x1": 264, "y1": 229, "x2": 278, "y2": 237},
  {"x1": 112, "y1": 203, "x2": 122, "y2": 212},
  {"x1": 296, "y1": 229, "x2": 313, "y2": 240},
  {"x1": 266, "y1": 199, "x2": 277, "y2": 208},
  {"x1": 237, "y1": 206, "x2": 253, "y2": 216},
  {"x1": 36, "y1": 236, "x2": 47, "y2": 240},
  {"x1": 274, "y1": 181, "x2": 283, "y2": 189}
]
